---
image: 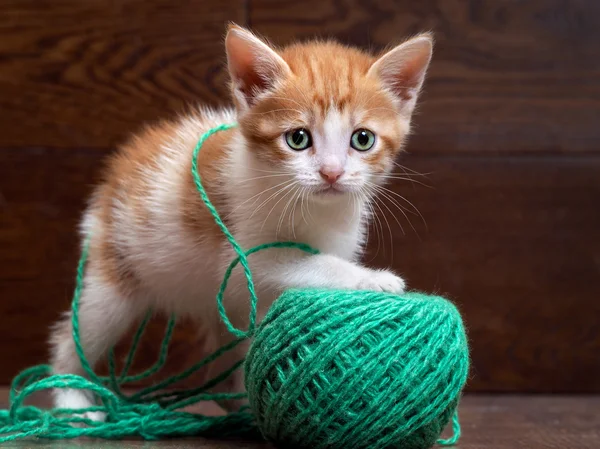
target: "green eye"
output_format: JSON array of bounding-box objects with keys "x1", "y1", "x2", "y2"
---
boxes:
[
  {"x1": 351, "y1": 129, "x2": 376, "y2": 151},
  {"x1": 285, "y1": 128, "x2": 312, "y2": 151}
]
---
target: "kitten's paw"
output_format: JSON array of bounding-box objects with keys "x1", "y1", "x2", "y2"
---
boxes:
[
  {"x1": 356, "y1": 269, "x2": 406, "y2": 294},
  {"x1": 68, "y1": 410, "x2": 106, "y2": 428},
  {"x1": 82, "y1": 410, "x2": 107, "y2": 423},
  {"x1": 54, "y1": 388, "x2": 106, "y2": 423}
]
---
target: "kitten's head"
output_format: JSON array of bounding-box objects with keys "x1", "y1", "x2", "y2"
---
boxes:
[{"x1": 225, "y1": 25, "x2": 432, "y2": 203}]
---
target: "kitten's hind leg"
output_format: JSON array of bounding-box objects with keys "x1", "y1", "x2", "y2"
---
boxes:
[{"x1": 49, "y1": 272, "x2": 141, "y2": 421}]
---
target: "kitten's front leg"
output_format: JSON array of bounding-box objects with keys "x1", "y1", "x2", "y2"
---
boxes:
[
  {"x1": 212, "y1": 253, "x2": 404, "y2": 414},
  {"x1": 266, "y1": 253, "x2": 406, "y2": 294}
]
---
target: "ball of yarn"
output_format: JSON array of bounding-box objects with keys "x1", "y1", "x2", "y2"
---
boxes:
[{"x1": 245, "y1": 289, "x2": 469, "y2": 449}]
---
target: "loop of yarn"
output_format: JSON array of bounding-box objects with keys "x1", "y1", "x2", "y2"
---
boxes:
[{"x1": 0, "y1": 123, "x2": 469, "y2": 448}]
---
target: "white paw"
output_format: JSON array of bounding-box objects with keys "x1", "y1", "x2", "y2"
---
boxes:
[
  {"x1": 82, "y1": 410, "x2": 107, "y2": 422},
  {"x1": 54, "y1": 388, "x2": 106, "y2": 423},
  {"x1": 356, "y1": 269, "x2": 406, "y2": 294}
]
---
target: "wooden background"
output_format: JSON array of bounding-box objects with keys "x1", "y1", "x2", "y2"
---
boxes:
[{"x1": 1, "y1": 0, "x2": 599, "y2": 393}]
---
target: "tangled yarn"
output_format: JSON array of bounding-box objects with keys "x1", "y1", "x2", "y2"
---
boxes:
[{"x1": 0, "y1": 123, "x2": 469, "y2": 448}]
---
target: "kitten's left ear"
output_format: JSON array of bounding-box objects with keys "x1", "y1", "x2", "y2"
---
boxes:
[{"x1": 367, "y1": 33, "x2": 433, "y2": 116}]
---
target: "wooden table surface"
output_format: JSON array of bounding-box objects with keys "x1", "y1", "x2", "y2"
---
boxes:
[{"x1": 1, "y1": 392, "x2": 599, "y2": 448}]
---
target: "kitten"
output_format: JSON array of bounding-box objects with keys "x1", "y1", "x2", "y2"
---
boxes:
[{"x1": 50, "y1": 24, "x2": 433, "y2": 418}]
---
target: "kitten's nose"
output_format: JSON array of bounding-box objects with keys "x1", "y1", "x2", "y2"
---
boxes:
[{"x1": 319, "y1": 168, "x2": 344, "y2": 184}]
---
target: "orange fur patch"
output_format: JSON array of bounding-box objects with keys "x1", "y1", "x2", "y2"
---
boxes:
[
  {"x1": 91, "y1": 120, "x2": 176, "y2": 294},
  {"x1": 90, "y1": 115, "x2": 234, "y2": 296}
]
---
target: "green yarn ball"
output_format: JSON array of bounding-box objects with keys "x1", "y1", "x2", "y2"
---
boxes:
[{"x1": 245, "y1": 289, "x2": 469, "y2": 449}]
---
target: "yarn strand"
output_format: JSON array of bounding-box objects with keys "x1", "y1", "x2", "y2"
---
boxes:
[{"x1": 437, "y1": 412, "x2": 461, "y2": 446}]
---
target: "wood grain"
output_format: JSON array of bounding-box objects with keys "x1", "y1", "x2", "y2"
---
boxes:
[
  {"x1": 0, "y1": 0, "x2": 244, "y2": 150},
  {"x1": 249, "y1": 0, "x2": 600, "y2": 154},
  {"x1": 1, "y1": 148, "x2": 598, "y2": 391},
  {"x1": 2, "y1": 1, "x2": 599, "y2": 153},
  {"x1": 1, "y1": 390, "x2": 599, "y2": 448}
]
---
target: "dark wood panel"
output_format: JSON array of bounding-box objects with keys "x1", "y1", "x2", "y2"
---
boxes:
[
  {"x1": 2, "y1": 391, "x2": 600, "y2": 448},
  {"x1": 1, "y1": 148, "x2": 599, "y2": 391},
  {"x1": 2, "y1": 1, "x2": 599, "y2": 154},
  {"x1": 249, "y1": 0, "x2": 600, "y2": 154},
  {"x1": 0, "y1": 0, "x2": 244, "y2": 150}
]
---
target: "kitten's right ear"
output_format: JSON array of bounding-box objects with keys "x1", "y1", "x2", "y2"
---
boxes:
[
  {"x1": 367, "y1": 33, "x2": 433, "y2": 117},
  {"x1": 225, "y1": 24, "x2": 291, "y2": 112}
]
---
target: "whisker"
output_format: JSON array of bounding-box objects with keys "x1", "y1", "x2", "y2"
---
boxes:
[
  {"x1": 299, "y1": 187, "x2": 309, "y2": 227},
  {"x1": 375, "y1": 175, "x2": 432, "y2": 189},
  {"x1": 251, "y1": 181, "x2": 297, "y2": 219},
  {"x1": 371, "y1": 200, "x2": 383, "y2": 262},
  {"x1": 382, "y1": 171, "x2": 432, "y2": 179},
  {"x1": 370, "y1": 182, "x2": 428, "y2": 231},
  {"x1": 279, "y1": 185, "x2": 301, "y2": 238},
  {"x1": 361, "y1": 186, "x2": 382, "y2": 262},
  {"x1": 394, "y1": 163, "x2": 418, "y2": 192},
  {"x1": 392, "y1": 161, "x2": 432, "y2": 177},
  {"x1": 367, "y1": 182, "x2": 416, "y2": 216},
  {"x1": 261, "y1": 182, "x2": 298, "y2": 233},
  {"x1": 374, "y1": 189, "x2": 410, "y2": 236},
  {"x1": 370, "y1": 183, "x2": 421, "y2": 214},
  {"x1": 289, "y1": 187, "x2": 304, "y2": 239},
  {"x1": 372, "y1": 192, "x2": 406, "y2": 235},
  {"x1": 381, "y1": 187, "x2": 427, "y2": 229},
  {"x1": 228, "y1": 179, "x2": 295, "y2": 219},
  {"x1": 304, "y1": 189, "x2": 316, "y2": 224},
  {"x1": 245, "y1": 167, "x2": 291, "y2": 174},
  {"x1": 279, "y1": 185, "x2": 302, "y2": 237},
  {"x1": 371, "y1": 198, "x2": 394, "y2": 261},
  {"x1": 236, "y1": 173, "x2": 291, "y2": 184}
]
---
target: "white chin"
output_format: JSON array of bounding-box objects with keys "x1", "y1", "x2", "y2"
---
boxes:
[{"x1": 310, "y1": 186, "x2": 348, "y2": 202}]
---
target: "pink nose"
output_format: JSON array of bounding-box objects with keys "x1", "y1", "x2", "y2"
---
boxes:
[{"x1": 319, "y1": 168, "x2": 344, "y2": 184}]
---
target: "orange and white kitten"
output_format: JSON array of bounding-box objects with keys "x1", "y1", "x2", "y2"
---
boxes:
[{"x1": 50, "y1": 25, "x2": 433, "y2": 418}]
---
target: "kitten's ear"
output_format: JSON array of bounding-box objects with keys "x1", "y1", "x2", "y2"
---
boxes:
[
  {"x1": 225, "y1": 24, "x2": 291, "y2": 111},
  {"x1": 367, "y1": 33, "x2": 433, "y2": 116}
]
